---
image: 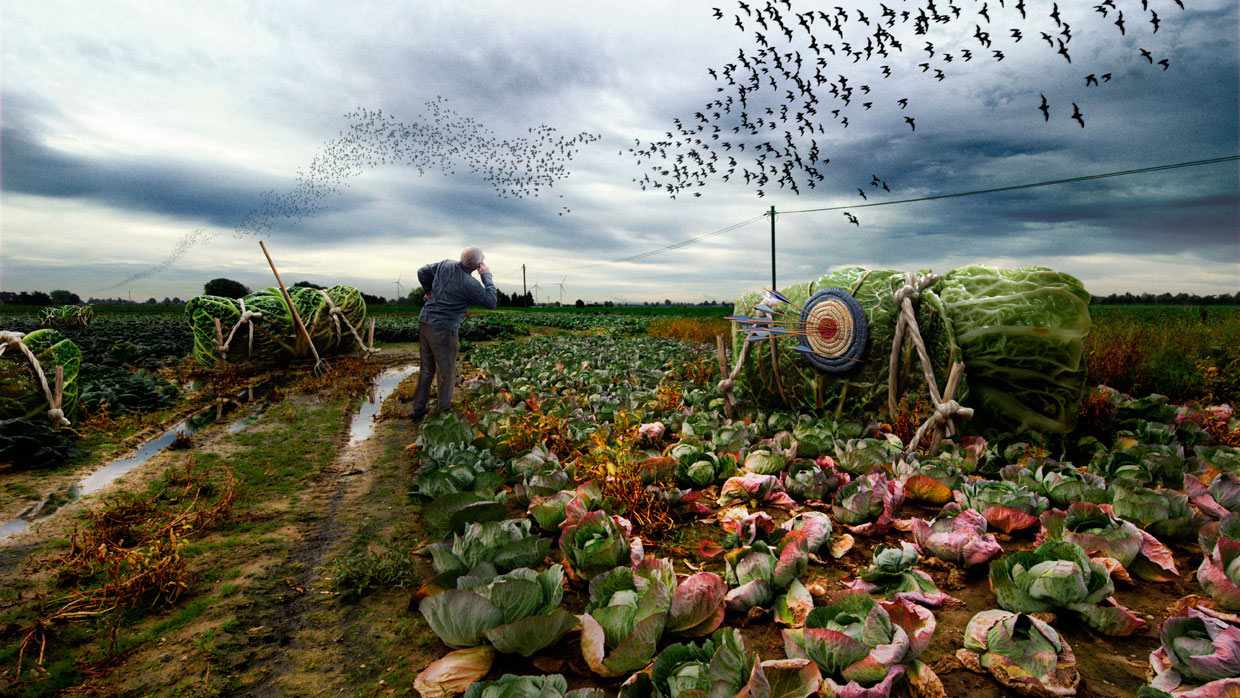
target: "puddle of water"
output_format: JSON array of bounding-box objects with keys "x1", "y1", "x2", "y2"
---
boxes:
[
  {"x1": 1, "y1": 369, "x2": 410, "y2": 543},
  {"x1": 347, "y1": 364, "x2": 418, "y2": 447},
  {"x1": 0, "y1": 518, "x2": 29, "y2": 539},
  {"x1": 78, "y1": 420, "x2": 193, "y2": 496},
  {"x1": 229, "y1": 405, "x2": 269, "y2": 433}
]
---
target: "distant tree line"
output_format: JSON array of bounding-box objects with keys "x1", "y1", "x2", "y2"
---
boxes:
[
  {"x1": 9, "y1": 282, "x2": 1232, "y2": 309},
  {"x1": 0, "y1": 291, "x2": 189, "y2": 306},
  {"x1": 1091, "y1": 292, "x2": 1240, "y2": 306}
]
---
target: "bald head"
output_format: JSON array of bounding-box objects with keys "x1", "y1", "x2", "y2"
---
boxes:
[{"x1": 460, "y1": 246, "x2": 485, "y2": 270}]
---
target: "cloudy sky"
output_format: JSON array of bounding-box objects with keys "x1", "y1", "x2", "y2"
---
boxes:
[{"x1": 2, "y1": 0, "x2": 1237, "y2": 304}]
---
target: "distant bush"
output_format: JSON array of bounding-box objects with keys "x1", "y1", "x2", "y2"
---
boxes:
[
  {"x1": 646, "y1": 316, "x2": 732, "y2": 344},
  {"x1": 1086, "y1": 306, "x2": 1240, "y2": 406}
]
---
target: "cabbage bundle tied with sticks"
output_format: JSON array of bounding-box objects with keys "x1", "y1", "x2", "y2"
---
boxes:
[
  {"x1": 0, "y1": 328, "x2": 81, "y2": 421},
  {"x1": 185, "y1": 285, "x2": 366, "y2": 365},
  {"x1": 730, "y1": 264, "x2": 1091, "y2": 437}
]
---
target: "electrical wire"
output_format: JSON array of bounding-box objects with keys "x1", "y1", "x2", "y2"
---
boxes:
[
  {"x1": 508, "y1": 154, "x2": 1238, "y2": 278},
  {"x1": 775, "y1": 155, "x2": 1240, "y2": 216}
]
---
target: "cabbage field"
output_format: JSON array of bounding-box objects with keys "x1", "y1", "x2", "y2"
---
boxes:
[{"x1": 0, "y1": 301, "x2": 1238, "y2": 698}]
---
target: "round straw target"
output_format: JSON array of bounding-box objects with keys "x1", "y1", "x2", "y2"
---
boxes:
[{"x1": 798, "y1": 288, "x2": 867, "y2": 373}]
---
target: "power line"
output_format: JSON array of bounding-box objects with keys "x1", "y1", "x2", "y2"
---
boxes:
[
  {"x1": 507, "y1": 154, "x2": 1237, "y2": 278},
  {"x1": 776, "y1": 155, "x2": 1240, "y2": 216}
]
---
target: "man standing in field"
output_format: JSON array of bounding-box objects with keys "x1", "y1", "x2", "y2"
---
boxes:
[{"x1": 411, "y1": 246, "x2": 497, "y2": 418}]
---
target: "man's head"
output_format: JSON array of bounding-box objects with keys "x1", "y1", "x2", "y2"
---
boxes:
[{"x1": 460, "y1": 246, "x2": 485, "y2": 271}]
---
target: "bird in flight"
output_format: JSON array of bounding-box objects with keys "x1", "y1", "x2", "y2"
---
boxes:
[
  {"x1": 1038, "y1": 94, "x2": 1050, "y2": 121},
  {"x1": 1071, "y1": 103, "x2": 1085, "y2": 127}
]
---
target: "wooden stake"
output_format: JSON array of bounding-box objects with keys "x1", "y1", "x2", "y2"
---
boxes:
[
  {"x1": 54, "y1": 365, "x2": 64, "y2": 412},
  {"x1": 715, "y1": 334, "x2": 733, "y2": 421},
  {"x1": 368, "y1": 317, "x2": 375, "y2": 352},
  {"x1": 213, "y1": 317, "x2": 227, "y2": 367},
  {"x1": 259, "y1": 240, "x2": 326, "y2": 372}
]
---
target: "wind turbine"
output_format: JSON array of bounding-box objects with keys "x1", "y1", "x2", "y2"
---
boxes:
[
  {"x1": 393, "y1": 274, "x2": 404, "y2": 301},
  {"x1": 556, "y1": 277, "x2": 566, "y2": 305},
  {"x1": 531, "y1": 276, "x2": 542, "y2": 306}
]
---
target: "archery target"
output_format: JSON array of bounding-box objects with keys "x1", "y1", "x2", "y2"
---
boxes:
[{"x1": 798, "y1": 288, "x2": 867, "y2": 373}]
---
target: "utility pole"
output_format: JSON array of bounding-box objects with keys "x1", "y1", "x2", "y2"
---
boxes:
[
  {"x1": 522, "y1": 264, "x2": 527, "y2": 296},
  {"x1": 769, "y1": 205, "x2": 777, "y2": 290}
]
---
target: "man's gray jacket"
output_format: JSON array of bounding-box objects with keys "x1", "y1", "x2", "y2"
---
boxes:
[{"x1": 417, "y1": 260, "x2": 497, "y2": 332}]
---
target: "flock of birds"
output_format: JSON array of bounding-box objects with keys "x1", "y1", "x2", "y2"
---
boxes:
[
  {"x1": 628, "y1": 0, "x2": 1185, "y2": 225},
  {"x1": 236, "y1": 97, "x2": 601, "y2": 238},
  {"x1": 113, "y1": 2, "x2": 1192, "y2": 288},
  {"x1": 113, "y1": 99, "x2": 599, "y2": 286}
]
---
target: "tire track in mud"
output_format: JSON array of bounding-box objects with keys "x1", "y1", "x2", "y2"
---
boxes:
[{"x1": 239, "y1": 390, "x2": 411, "y2": 696}]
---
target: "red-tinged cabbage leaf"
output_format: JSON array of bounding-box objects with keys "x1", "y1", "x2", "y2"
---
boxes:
[
  {"x1": 956, "y1": 479, "x2": 1048, "y2": 534},
  {"x1": 528, "y1": 490, "x2": 576, "y2": 532},
  {"x1": 956, "y1": 609, "x2": 1079, "y2": 698},
  {"x1": 892, "y1": 456, "x2": 965, "y2": 505},
  {"x1": 911, "y1": 503, "x2": 1002, "y2": 568},
  {"x1": 782, "y1": 511, "x2": 849, "y2": 558},
  {"x1": 580, "y1": 559, "x2": 674, "y2": 677},
  {"x1": 1187, "y1": 472, "x2": 1240, "y2": 520},
  {"x1": 723, "y1": 531, "x2": 810, "y2": 614},
  {"x1": 718, "y1": 472, "x2": 797, "y2": 509},
  {"x1": 1037, "y1": 502, "x2": 1178, "y2": 583},
  {"x1": 845, "y1": 542, "x2": 960, "y2": 608},
  {"x1": 783, "y1": 590, "x2": 936, "y2": 698},
  {"x1": 831, "y1": 471, "x2": 905, "y2": 536},
  {"x1": 1198, "y1": 515, "x2": 1240, "y2": 611},
  {"x1": 1143, "y1": 604, "x2": 1240, "y2": 698},
  {"x1": 666, "y1": 572, "x2": 728, "y2": 638},
  {"x1": 989, "y1": 540, "x2": 1145, "y2": 636}
]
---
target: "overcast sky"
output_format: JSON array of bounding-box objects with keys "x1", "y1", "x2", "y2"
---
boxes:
[{"x1": 2, "y1": 0, "x2": 1237, "y2": 304}]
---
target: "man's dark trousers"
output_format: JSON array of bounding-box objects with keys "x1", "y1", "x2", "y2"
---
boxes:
[{"x1": 413, "y1": 322, "x2": 459, "y2": 413}]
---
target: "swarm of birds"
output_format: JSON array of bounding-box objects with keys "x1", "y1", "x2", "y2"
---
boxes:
[
  {"x1": 630, "y1": 0, "x2": 1185, "y2": 205},
  {"x1": 113, "y1": 97, "x2": 599, "y2": 287},
  {"x1": 236, "y1": 97, "x2": 601, "y2": 238}
]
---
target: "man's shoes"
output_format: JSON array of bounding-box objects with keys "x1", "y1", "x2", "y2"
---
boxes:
[{"x1": 411, "y1": 408, "x2": 428, "y2": 421}]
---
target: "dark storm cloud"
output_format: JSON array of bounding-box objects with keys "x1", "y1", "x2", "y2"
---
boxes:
[{"x1": 0, "y1": 115, "x2": 367, "y2": 229}]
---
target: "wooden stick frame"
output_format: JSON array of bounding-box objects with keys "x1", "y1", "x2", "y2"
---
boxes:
[{"x1": 259, "y1": 240, "x2": 328, "y2": 374}]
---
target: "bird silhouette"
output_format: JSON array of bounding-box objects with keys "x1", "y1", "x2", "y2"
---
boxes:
[
  {"x1": 1071, "y1": 103, "x2": 1085, "y2": 127},
  {"x1": 624, "y1": 1, "x2": 1190, "y2": 200}
]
